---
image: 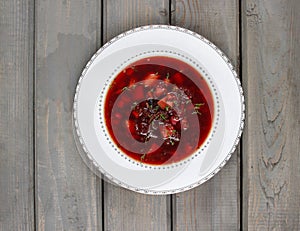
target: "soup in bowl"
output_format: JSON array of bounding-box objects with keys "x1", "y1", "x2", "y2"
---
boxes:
[{"x1": 103, "y1": 55, "x2": 215, "y2": 166}]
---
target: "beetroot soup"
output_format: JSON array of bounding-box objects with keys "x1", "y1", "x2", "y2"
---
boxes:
[{"x1": 104, "y1": 56, "x2": 214, "y2": 165}]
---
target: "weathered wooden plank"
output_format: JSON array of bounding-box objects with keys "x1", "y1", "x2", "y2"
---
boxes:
[
  {"x1": 171, "y1": 0, "x2": 240, "y2": 230},
  {"x1": 0, "y1": 0, "x2": 34, "y2": 230},
  {"x1": 103, "y1": 0, "x2": 169, "y2": 41},
  {"x1": 35, "y1": 1, "x2": 102, "y2": 230},
  {"x1": 242, "y1": 0, "x2": 300, "y2": 230},
  {"x1": 103, "y1": 1, "x2": 171, "y2": 230}
]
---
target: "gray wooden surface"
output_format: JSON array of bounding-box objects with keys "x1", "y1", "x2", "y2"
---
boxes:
[
  {"x1": 0, "y1": 0, "x2": 299, "y2": 230},
  {"x1": 242, "y1": 0, "x2": 300, "y2": 230},
  {"x1": 172, "y1": 1, "x2": 240, "y2": 230},
  {"x1": 35, "y1": 1, "x2": 101, "y2": 230},
  {"x1": 0, "y1": 0, "x2": 34, "y2": 230}
]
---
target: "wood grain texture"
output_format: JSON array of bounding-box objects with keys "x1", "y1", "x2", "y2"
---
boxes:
[
  {"x1": 35, "y1": 1, "x2": 102, "y2": 230},
  {"x1": 171, "y1": 0, "x2": 240, "y2": 230},
  {"x1": 103, "y1": 0, "x2": 169, "y2": 41},
  {"x1": 242, "y1": 0, "x2": 300, "y2": 230},
  {"x1": 103, "y1": 1, "x2": 171, "y2": 231},
  {"x1": 0, "y1": 0, "x2": 34, "y2": 230}
]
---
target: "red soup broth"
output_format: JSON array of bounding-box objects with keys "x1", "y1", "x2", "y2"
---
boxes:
[{"x1": 104, "y1": 56, "x2": 214, "y2": 165}]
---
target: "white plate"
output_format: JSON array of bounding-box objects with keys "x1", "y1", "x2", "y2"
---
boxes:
[{"x1": 73, "y1": 25, "x2": 244, "y2": 195}]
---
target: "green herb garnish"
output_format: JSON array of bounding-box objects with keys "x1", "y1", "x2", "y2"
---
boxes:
[
  {"x1": 193, "y1": 103, "x2": 204, "y2": 115},
  {"x1": 141, "y1": 153, "x2": 146, "y2": 161},
  {"x1": 166, "y1": 72, "x2": 170, "y2": 79},
  {"x1": 160, "y1": 114, "x2": 166, "y2": 120},
  {"x1": 122, "y1": 86, "x2": 129, "y2": 92},
  {"x1": 194, "y1": 103, "x2": 204, "y2": 109}
]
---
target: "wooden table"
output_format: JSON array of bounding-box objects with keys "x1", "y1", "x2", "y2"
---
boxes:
[{"x1": 1, "y1": 0, "x2": 299, "y2": 230}]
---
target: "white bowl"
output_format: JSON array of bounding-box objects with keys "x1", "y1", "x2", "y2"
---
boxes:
[{"x1": 73, "y1": 25, "x2": 244, "y2": 194}]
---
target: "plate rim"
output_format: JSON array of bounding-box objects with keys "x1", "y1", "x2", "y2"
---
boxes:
[{"x1": 73, "y1": 24, "x2": 245, "y2": 195}]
